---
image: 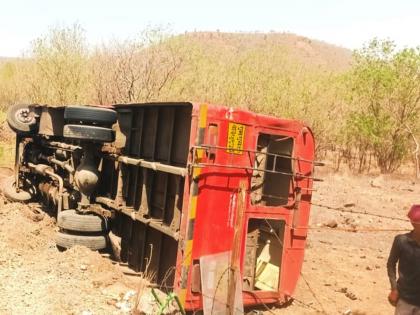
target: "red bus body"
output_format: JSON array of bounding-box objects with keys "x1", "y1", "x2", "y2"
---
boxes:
[
  {"x1": 11, "y1": 101, "x2": 316, "y2": 312},
  {"x1": 172, "y1": 103, "x2": 315, "y2": 310}
]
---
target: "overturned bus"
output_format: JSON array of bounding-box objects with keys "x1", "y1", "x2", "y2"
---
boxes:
[{"x1": 5, "y1": 102, "x2": 318, "y2": 312}]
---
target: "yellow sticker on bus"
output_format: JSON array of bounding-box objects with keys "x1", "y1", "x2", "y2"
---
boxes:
[{"x1": 227, "y1": 122, "x2": 246, "y2": 154}]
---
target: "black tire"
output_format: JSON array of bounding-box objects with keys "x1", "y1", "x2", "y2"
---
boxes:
[
  {"x1": 2, "y1": 177, "x2": 35, "y2": 202},
  {"x1": 6, "y1": 104, "x2": 38, "y2": 134},
  {"x1": 57, "y1": 210, "x2": 109, "y2": 232},
  {"x1": 64, "y1": 105, "x2": 117, "y2": 125},
  {"x1": 63, "y1": 124, "x2": 115, "y2": 142},
  {"x1": 55, "y1": 231, "x2": 107, "y2": 250}
]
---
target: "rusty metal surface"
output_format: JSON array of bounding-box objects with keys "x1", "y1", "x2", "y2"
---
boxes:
[
  {"x1": 38, "y1": 107, "x2": 65, "y2": 136},
  {"x1": 96, "y1": 103, "x2": 193, "y2": 280}
]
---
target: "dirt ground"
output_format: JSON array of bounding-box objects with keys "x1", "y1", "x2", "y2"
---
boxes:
[
  {"x1": 273, "y1": 170, "x2": 416, "y2": 315},
  {"x1": 0, "y1": 171, "x2": 137, "y2": 315},
  {"x1": 0, "y1": 168, "x2": 417, "y2": 315}
]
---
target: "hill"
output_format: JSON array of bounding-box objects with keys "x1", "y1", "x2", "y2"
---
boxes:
[
  {"x1": 1, "y1": 30, "x2": 354, "y2": 156},
  {"x1": 178, "y1": 32, "x2": 353, "y2": 71},
  {"x1": 154, "y1": 32, "x2": 352, "y2": 146}
]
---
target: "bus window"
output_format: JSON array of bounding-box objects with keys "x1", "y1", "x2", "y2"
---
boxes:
[
  {"x1": 251, "y1": 134, "x2": 294, "y2": 206},
  {"x1": 243, "y1": 219, "x2": 285, "y2": 291}
]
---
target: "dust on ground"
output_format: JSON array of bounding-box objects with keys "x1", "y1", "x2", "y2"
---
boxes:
[{"x1": 0, "y1": 168, "x2": 418, "y2": 315}]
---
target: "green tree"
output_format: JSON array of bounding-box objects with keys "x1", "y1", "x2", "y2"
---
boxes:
[{"x1": 344, "y1": 39, "x2": 420, "y2": 173}]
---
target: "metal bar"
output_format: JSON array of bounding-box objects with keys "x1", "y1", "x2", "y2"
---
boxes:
[
  {"x1": 117, "y1": 155, "x2": 187, "y2": 177},
  {"x1": 130, "y1": 108, "x2": 144, "y2": 156},
  {"x1": 14, "y1": 135, "x2": 21, "y2": 192},
  {"x1": 44, "y1": 169, "x2": 63, "y2": 214},
  {"x1": 47, "y1": 141, "x2": 82, "y2": 151},
  {"x1": 273, "y1": 155, "x2": 277, "y2": 172},
  {"x1": 195, "y1": 144, "x2": 323, "y2": 165},
  {"x1": 151, "y1": 172, "x2": 168, "y2": 219},
  {"x1": 95, "y1": 196, "x2": 116, "y2": 208},
  {"x1": 141, "y1": 107, "x2": 159, "y2": 159},
  {"x1": 168, "y1": 175, "x2": 182, "y2": 231},
  {"x1": 124, "y1": 108, "x2": 133, "y2": 156},
  {"x1": 227, "y1": 181, "x2": 246, "y2": 315},
  {"x1": 139, "y1": 168, "x2": 151, "y2": 216},
  {"x1": 126, "y1": 165, "x2": 139, "y2": 207},
  {"x1": 156, "y1": 107, "x2": 175, "y2": 162},
  {"x1": 94, "y1": 197, "x2": 179, "y2": 240},
  {"x1": 50, "y1": 158, "x2": 75, "y2": 173},
  {"x1": 132, "y1": 212, "x2": 179, "y2": 240},
  {"x1": 250, "y1": 192, "x2": 291, "y2": 204},
  {"x1": 27, "y1": 162, "x2": 64, "y2": 213},
  {"x1": 190, "y1": 162, "x2": 323, "y2": 181}
]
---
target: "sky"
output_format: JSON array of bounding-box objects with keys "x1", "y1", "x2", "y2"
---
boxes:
[{"x1": 0, "y1": 0, "x2": 419, "y2": 57}]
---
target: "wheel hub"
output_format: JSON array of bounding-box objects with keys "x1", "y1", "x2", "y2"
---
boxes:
[{"x1": 15, "y1": 108, "x2": 35, "y2": 124}]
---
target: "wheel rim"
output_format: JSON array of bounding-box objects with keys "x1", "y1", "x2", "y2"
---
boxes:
[{"x1": 14, "y1": 108, "x2": 35, "y2": 125}]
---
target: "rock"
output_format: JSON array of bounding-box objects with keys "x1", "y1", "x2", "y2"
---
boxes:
[
  {"x1": 343, "y1": 217, "x2": 355, "y2": 225},
  {"x1": 344, "y1": 203, "x2": 356, "y2": 208},
  {"x1": 366, "y1": 266, "x2": 372, "y2": 271},
  {"x1": 325, "y1": 220, "x2": 338, "y2": 228},
  {"x1": 370, "y1": 178, "x2": 382, "y2": 188},
  {"x1": 106, "y1": 299, "x2": 117, "y2": 306},
  {"x1": 80, "y1": 264, "x2": 87, "y2": 271},
  {"x1": 340, "y1": 287, "x2": 357, "y2": 300},
  {"x1": 123, "y1": 290, "x2": 136, "y2": 301},
  {"x1": 349, "y1": 224, "x2": 358, "y2": 232},
  {"x1": 22, "y1": 206, "x2": 45, "y2": 222},
  {"x1": 116, "y1": 300, "x2": 132, "y2": 313},
  {"x1": 402, "y1": 188, "x2": 414, "y2": 192},
  {"x1": 345, "y1": 291, "x2": 357, "y2": 300}
]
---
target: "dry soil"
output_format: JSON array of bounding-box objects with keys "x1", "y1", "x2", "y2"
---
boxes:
[{"x1": 0, "y1": 169, "x2": 417, "y2": 315}]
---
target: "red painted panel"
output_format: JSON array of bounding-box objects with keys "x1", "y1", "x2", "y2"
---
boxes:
[{"x1": 174, "y1": 103, "x2": 315, "y2": 310}]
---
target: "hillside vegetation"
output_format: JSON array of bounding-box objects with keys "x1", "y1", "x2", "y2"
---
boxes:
[{"x1": 0, "y1": 25, "x2": 419, "y2": 174}]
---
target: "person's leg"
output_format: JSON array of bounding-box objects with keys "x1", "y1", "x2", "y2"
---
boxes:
[{"x1": 395, "y1": 299, "x2": 417, "y2": 315}]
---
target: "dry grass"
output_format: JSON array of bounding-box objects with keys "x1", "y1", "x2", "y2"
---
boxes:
[
  {"x1": 0, "y1": 142, "x2": 14, "y2": 167},
  {"x1": 0, "y1": 27, "x2": 419, "y2": 174}
]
